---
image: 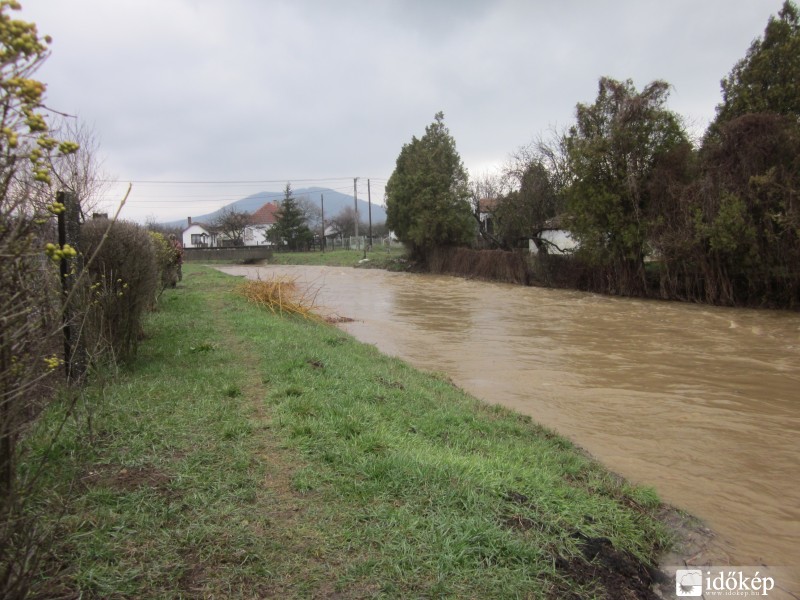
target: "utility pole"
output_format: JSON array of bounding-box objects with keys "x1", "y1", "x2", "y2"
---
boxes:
[
  {"x1": 353, "y1": 177, "x2": 359, "y2": 248},
  {"x1": 367, "y1": 179, "x2": 373, "y2": 250},
  {"x1": 320, "y1": 193, "x2": 325, "y2": 253}
]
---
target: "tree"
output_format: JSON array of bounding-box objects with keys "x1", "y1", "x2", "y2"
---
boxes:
[
  {"x1": 565, "y1": 77, "x2": 689, "y2": 295},
  {"x1": 295, "y1": 194, "x2": 322, "y2": 229},
  {"x1": 213, "y1": 206, "x2": 250, "y2": 246},
  {"x1": 684, "y1": 1, "x2": 800, "y2": 306},
  {"x1": 468, "y1": 170, "x2": 505, "y2": 247},
  {"x1": 493, "y1": 162, "x2": 560, "y2": 251},
  {"x1": 713, "y1": 1, "x2": 800, "y2": 129},
  {"x1": 385, "y1": 112, "x2": 474, "y2": 260},
  {"x1": 47, "y1": 117, "x2": 109, "y2": 217},
  {"x1": 329, "y1": 205, "x2": 365, "y2": 237},
  {"x1": 689, "y1": 114, "x2": 800, "y2": 306},
  {"x1": 492, "y1": 135, "x2": 570, "y2": 251},
  {"x1": 268, "y1": 183, "x2": 313, "y2": 250}
]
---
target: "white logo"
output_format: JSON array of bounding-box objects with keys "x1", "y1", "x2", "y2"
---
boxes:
[
  {"x1": 673, "y1": 567, "x2": 777, "y2": 597},
  {"x1": 676, "y1": 569, "x2": 703, "y2": 597}
]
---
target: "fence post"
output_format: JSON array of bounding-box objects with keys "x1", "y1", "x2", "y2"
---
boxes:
[{"x1": 57, "y1": 190, "x2": 86, "y2": 383}]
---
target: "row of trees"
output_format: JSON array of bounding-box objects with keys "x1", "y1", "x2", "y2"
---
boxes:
[{"x1": 386, "y1": 1, "x2": 800, "y2": 307}]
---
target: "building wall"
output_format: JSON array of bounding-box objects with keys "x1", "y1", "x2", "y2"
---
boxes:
[
  {"x1": 243, "y1": 224, "x2": 273, "y2": 247},
  {"x1": 529, "y1": 230, "x2": 578, "y2": 255},
  {"x1": 183, "y1": 224, "x2": 213, "y2": 248}
]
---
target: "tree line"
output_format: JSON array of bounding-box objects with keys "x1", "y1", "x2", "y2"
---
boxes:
[{"x1": 386, "y1": 1, "x2": 800, "y2": 308}]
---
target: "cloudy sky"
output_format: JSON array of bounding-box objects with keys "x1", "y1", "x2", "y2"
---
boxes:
[{"x1": 21, "y1": 0, "x2": 784, "y2": 222}]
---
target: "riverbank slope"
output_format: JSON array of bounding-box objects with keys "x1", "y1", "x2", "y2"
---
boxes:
[{"x1": 28, "y1": 265, "x2": 678, "y2": 598}]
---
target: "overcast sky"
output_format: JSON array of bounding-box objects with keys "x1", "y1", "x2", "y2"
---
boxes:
[{"x1": 21, "y1": 0, "x2": 784, "y2": 222}]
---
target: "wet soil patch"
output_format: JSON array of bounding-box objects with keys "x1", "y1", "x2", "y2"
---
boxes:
[
  {"x1": 502, "y1": 490, "x2": 661, "y2": 599},
  {"x1": 81, "y1": 463, "x2": 176, "y2": 498},
  {"x1": 553, "y1": 533, "x2": 661, "y2": 600}
]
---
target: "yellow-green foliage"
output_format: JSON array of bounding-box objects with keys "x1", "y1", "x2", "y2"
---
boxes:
[
  {"x1": 0, "y1": 3, "x2": 83, "y2": 596},
  {"x1": 148, "y1": 231, "x2": 178, "y2": 292}
]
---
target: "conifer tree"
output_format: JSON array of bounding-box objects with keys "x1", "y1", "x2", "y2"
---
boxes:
[{"x1": 268, "y1": 183, "x2": 313, "y2": 250}]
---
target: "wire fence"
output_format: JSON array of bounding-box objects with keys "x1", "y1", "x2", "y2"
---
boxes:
[{"x1": 323, "y1": 235, "x2": 403, "y2": 251}]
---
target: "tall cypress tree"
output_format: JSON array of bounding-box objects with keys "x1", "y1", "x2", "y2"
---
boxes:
[{"x1": 386, "y1": 112, "x2": 474, "y2": 260}]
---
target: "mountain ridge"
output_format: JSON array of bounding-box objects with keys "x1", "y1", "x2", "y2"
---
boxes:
[{"x1": 162, "y1": 187, "x2": 386, "y2": 229}]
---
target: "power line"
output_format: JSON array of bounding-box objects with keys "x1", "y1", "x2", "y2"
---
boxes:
[
  {"x1": 99, "y1": 177, "x2": 364, "y2": 185},
  {"x1": 95, "y1": 185, "x2": 364, "y2": 203}
]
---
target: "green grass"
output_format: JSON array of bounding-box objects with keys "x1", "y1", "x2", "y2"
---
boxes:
[
  {"x1": 268, "y1": 247, "x2": 411, "y2": 270},
  {"x1": 24, "y1": 265, "x2": 673, "y2": 598}
]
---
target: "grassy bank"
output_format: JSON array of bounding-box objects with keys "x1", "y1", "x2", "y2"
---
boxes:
[{"x1": 26, "y1": 265, "x2": 672, "y2": 598}]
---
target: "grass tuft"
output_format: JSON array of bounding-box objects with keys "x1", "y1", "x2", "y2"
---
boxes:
[{"x1": 236, "y1": 276, "x2": 321, "y2": 320}]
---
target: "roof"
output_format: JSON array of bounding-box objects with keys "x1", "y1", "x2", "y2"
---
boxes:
[
  {"x1": 478, "y1": 198, "x2": 499, "y2": 213},
  {"x1": 249, "y1": 202, "x2": 279, "y2": 225},
  {"x1": 182, "y1": 222, "x2": 216, "y2": 233},
  {"x1": 542, "y1": 214, "x2": 569, "y2": 230}
]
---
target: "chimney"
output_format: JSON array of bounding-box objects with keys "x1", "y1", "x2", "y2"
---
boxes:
[{"x1": 188, "y1": 216, "x2": 192, "y2": 226}]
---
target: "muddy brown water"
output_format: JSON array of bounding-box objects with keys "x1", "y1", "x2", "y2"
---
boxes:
[{"x1": 219, "y1": 265, "x2": 799, "y2": 580}]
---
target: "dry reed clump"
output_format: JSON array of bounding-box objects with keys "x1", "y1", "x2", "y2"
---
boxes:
[{"x1": 236, "y1": 277, "x2": 321, "y2": 320}]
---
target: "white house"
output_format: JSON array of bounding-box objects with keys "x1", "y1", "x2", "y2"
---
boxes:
[
  {"x1": 477, "y1": 198, "x2": 498, "y2": 234},
  {"x1": 243, "y1": 202, "x2": 279, "y2": 246},
  {"x1": 182, "y1": 217, "x2": 218, "y2": 248}
]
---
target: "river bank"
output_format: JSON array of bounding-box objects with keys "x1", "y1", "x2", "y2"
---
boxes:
[
  {"x1": 222, "y1": 260, "x2": 800, "y2": 595},
  {"x1": 26, "y1": 265, "x2": 686, "y2": 598}
]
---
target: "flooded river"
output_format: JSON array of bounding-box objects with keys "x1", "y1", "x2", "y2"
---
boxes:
[{"x1": 219, "y1": 265, "x2": 799, "y2": 575}]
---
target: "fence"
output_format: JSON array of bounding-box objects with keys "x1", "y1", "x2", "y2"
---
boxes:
[{"x1": 324, "y1": 235, "x2": 403, "y2": 251}]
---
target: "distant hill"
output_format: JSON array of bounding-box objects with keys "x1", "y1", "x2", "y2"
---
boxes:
[{"x1": 163, "y1": 187, "x2": 386, "y2": 229}]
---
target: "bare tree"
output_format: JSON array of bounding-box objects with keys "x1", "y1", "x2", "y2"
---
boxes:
[
  {"x1": 212, "y1": 207, "x2": 250, "y2": 246},
  {"x1": 468, "y1": 170, "x2": 506, "y2": 247},
  {"x1": 46, "y1": 117, "x2": 111, "y2": 218},
  {"x1": 295, "y1": 194, "x2": 322, "y2": 229},
  {"x1": 145, "y1": 216, "x2": 182, "y2": 239},
  {"x1": 329, "y1": 205, "x2": 365, "y2": 237},
  {"x1": 490, "y1": 130, "x2": 570, "y2": 251}
]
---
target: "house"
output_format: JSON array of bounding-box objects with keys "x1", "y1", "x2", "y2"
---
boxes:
[
  {"x1": 529, "y1": 215, "x2": 578, "y2": 255},
  {"x1": 182, "y1": 217, "x2": 218, "y2": 248},
  {"x1": 243, "y1": 202, "x2": 279, "y2": 246},
  {"x1": 477, "y1": 198, "x2": 499, "y2": 234}
]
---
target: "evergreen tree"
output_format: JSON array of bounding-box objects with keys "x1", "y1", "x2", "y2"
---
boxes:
[
  {"x1": 386, "y1": 112, "x2": 474, "y2": 260},
  {"x1": 268, "y1": 183, "x2": 313, "y2": 250},
  {"x1": 713, "y1": 1, "x2": 800, "y2": 128},
  {"x1": 564, "y1": 78, "x2": 689, "y2": 295}
]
